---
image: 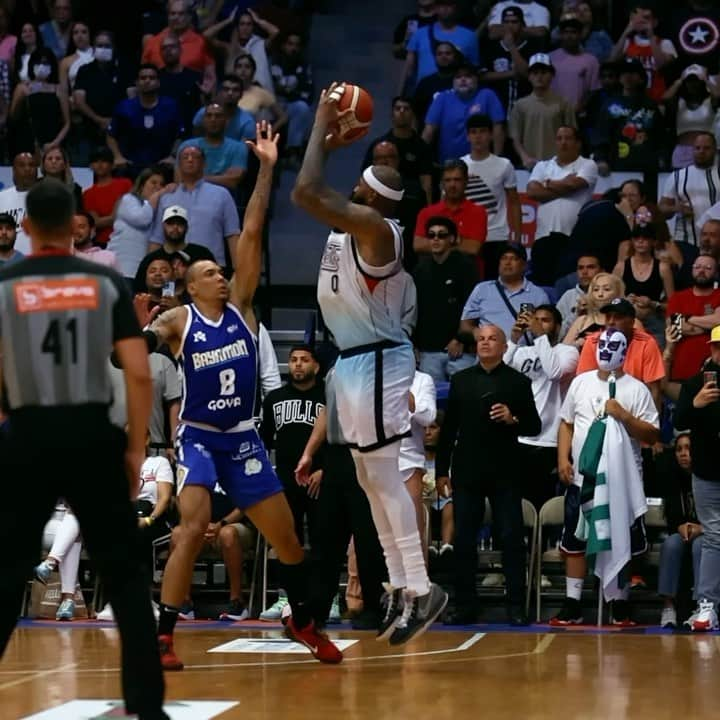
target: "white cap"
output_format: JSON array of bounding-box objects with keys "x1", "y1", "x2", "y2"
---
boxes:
[
  {"x1": 528, "y1": 53, "x2": 553, "y2": 69},
  {"x1": 681, "y1": 64, "x2": 708, "y2": 82},
  {"x1": 162, "y1": 205, "x2": 189, "y2": 223}
]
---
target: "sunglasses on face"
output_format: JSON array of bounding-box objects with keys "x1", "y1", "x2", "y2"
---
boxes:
[{"x1": 427, "y1": 231, "x2": 450, "y2": 239}]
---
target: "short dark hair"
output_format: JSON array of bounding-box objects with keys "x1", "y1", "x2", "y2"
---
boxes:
[
  {"x1": 630, "y1": 2, "x2": 657, "y2": 15},
  {"x1": 89, "y1": 145, "x2": 114, "y2": 163},
  {"x1": 26, "y1": 179, "x2": 76, "y2": 232},
  {"x1": 0, "y1": 213, "x2": 16, "y2": 229},
  {"x1": 557, "y1": 125, "x2": 580, "y2": 141},
  {"x1": 442, "y1": 158, "x2": 469, "y2": 179},
  {"x1": 289, "y1": 343, "x2": 319, "y2": 362},
  {"x1": 425, "y1": 215, "x2": 457, "y2": 237},
  {"x1": 222, "y1": 73, "x2": 243, "y2": 86},
  {"x1": 534, "y1": 304, "x2": 562, "y2": 327},
  {"x1": 501, "y1": 5, "x2": 525, "y2": 23},
  {"x1": 74, "y1": 210, "x2": 95, "y2": 228},
  {"x1": 392, "y1": 95, "x2": 413, "y2": 109},
  {"x1": 620, "y1": 178, "x2": 646, "y2": 197},
  {"x1": 137, "y1": 62, "x2": 159, "y2": 78},
  {"x1": 466, "y1": 113, "x2": 492, "y2": 131}
]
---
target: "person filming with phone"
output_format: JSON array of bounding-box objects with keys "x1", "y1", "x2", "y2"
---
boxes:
[{"x1": 674, "y1": 325, "x2": 720, "y2": 631}]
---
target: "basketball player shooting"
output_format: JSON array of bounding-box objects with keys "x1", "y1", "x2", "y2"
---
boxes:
[
  {"x1": 143, "y1": 122, "x2": 342, "y2": 669},
  {"x1": 293, "y1": 82, "x2": 448, "y2": 644}
]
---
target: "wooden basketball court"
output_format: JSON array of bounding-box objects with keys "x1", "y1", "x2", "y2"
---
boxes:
[{"x1": 1, "y1": 620, "x2": 718, "y2": 719}]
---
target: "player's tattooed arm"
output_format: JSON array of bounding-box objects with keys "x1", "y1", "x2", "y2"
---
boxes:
[{"x1": 146, "y1": 305, "x2": 187, "y2": 354}]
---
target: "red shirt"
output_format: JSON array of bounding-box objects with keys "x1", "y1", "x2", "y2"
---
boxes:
[
  {"x1": 142, "y1": 28, "x2": 214, "y2": 73},
  {"x1": 667, "y1": 288, "x2": 720, "y2": 380},
  {"x1": 577, "y1": 329, "x2": 665, "y2": 383},
  {"x1": 82, "y1": 178, "x2": 132, "y2": 246},
  {"x1": 415, "y1": 198, "x2": 487, "y2": 276}
]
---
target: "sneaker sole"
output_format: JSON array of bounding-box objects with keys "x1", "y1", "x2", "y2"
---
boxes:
[
  {"x1": 161, "y1": 658, "x2": 184, "y2": 671},
  {"x1": 388, "y1": 590, "x2": 449, "y2": 647},
  {"x1": 692, "y1": 620, "x2": 717, "y2": 631},
  {"x1": 548, "y1": 618, "x2": 583, "y2": 626},
  {"x1": 219, "y1": 613, "x2": 249, "y2": 622},
  {"x1": 375, "y1": 614, "x2": 401, "y2": 642}
]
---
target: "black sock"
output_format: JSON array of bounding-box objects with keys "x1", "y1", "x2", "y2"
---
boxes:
[
  {"x1": 158, "y1": 603, "x2": 180, "y2": 637},
  {"x1": 281, "y1": 558, "x2": 312, "y2": 628}
]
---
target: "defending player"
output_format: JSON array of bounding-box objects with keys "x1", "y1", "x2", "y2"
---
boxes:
[
  {"x1": 293, "y1": 83, "x2": 447, "y2": 645},
  {"x1": 145, "y1": 122, "x2": 342, "y2": 668}
]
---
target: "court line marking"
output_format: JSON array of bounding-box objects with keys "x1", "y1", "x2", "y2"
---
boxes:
[{"x1": 0, "y1": 663, "x2": 77, "y2": 690}]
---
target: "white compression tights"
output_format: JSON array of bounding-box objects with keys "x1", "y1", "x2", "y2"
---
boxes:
[
  {"x1": 42, "y1": 511, "x2": 82, "y2": 595},
  {"x1": 352, "y1": 443, "x2": 430, "y2": 596}
]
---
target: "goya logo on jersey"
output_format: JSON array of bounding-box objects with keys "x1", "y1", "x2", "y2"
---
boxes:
[
  {"x1": 191, "y1": 339, "x2": 249, "y2": 369},
  {"x1": 14, "y1": 278, "x2": 99, "y2": 313}
]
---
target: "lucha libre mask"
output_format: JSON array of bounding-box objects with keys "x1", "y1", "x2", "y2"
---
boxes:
[{"x1": 597, "y1": 327, "x2": 627, "y2": 372}]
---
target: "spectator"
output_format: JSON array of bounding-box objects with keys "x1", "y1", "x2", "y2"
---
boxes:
[
  {"x1": 509, "y1": 53, "x2": 576, "y2": 170},
  {"x1": 461, "y1": 113, "x2": 521, "y2": 278},
  {"x1": 504, "y1": 304, "x2": 579, "y2": 511},
  {"x1": 662, "y1": 65, "x2": 719, "y2": 170},
  {"x1": 108, "y1": 167, "x2": 175, "y2": 283},
  {"x1": 412, "y1": 216, "x2": 479, "y2": 383},
  {"x1": 140, "y1": 255, "x2": 175, "y2": 306},
  {"x1": 674, "y1": 326, "x2": 720, "y2": 631},
  {"x1": 698, "y1": 219, "x2": 720, "y2": 260},
  {"x1": 657, "y1": 432, "x2": 703, "y2": 628},
  {"x1": 437, "y1": 323, "x2": 541, "y2": 625},
  {"x1": 550, "y1": 14, "x2": 600, "y2": 115},
  {"x1": 557, "y1": 1, "x2": 612, "y2": 64},
  {"x1": 459, "y1": 243, "x2": 550, "y2": 339},
  {"x1": 480, "y1": 6, "x2": 537, "y2": 117},
  {"x1": 0, "y1": 7, "x2": 16, "y2": 67},
  {"x1": 0, "y1": 212, "x2": 24, "y2": 267},
  {"x1": 422, "y1": 62, "x2": 506, "y2": 163},
  {"x1": 181, "y1": 103, "x2": 248, "y2": 191},
  {"x1": 233, "y1": 54, "x2": 287, "y2": 128},
  {"x1": 13, "y1": 22, "x2": 42, "y2": 84},
  {"x1": 82, "y1": 146, "x2": 133, "y2": 247},
  {"x1": 40, "y1": 146, "x2": 83, "y2": 211},
  {"x1": 584, "y1": 61, "x2": 621, "y2": 148},
  {"x1": 556, "y1": 254, "x2": 602, "y2": 337},
  {"x1": 488, "y1": 0, "x2": 550, "y2": 40},
  {"x1": 659, "y1": 133, "x2": 720, "y2": 247},
  {"x1": 667, "y1": 0, "x2": 720, "y2": 75},
  {"x1": 142, "y1": 0, "x2": 216, "y2": 91},
  {"x1": 526, "y1": 125, "x2": 598, "y2": 285},
  {"x1": 58, "y1": 20, "x2": 94, "y2": 94},
  {"x1": 393, "y1": 0, "x2": 436, "y2": 60},
  {"x1": 271, "y1": 33, "x2": 314, "y2": 165},
  {"x1": 9, "y1": 47, "x2": 69, "y2": 157},
  {"x1": 205, "y1": 9, "x2": 278, "y2": 92},
  {"x1": 412, "y1": 42, "x2": 462, "y2": 124},
  {"x1": 72, "y1": 211, "x2": 119, "y2": 269},
  {"x1": 400, "y1": 0, "x2": 479, "y2": 93},
  {"x1": 39, "y1": 0, "x2": 72, "y2": 59},
  {"x1": 193, "y1": 75, "x2": 256, "y2": 143},
  {"x1": 108, "y1": 63, "x2": 183, "y2": 175},
  {"x1": 152, "y1": 144, "x2": 240, "y2": 268},
  {"x1": 0, "y1": 151, "x2": 38, "y2": 254},
  {"x1": 609, "y1": 2, "x2": 677, "y2": 104}
]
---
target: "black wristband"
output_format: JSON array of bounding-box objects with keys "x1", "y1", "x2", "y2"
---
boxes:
[{"x1": 143, "y1": 329, "x2": 158, "y2": 354}]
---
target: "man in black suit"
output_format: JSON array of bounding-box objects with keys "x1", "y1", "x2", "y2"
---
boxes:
[{"x1": 436, "y1": 323, "x2": 541, "y2": 625}]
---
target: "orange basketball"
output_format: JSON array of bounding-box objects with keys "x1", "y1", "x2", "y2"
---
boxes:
[{"x1": 334, "y1": 84, "x2": 373, "y2": 142}]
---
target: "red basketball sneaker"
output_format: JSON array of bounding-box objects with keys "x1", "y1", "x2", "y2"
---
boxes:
[
  {"x1": 284, "y1": 618, "x2": 343, "y2": 664},
  {"x1": 158, "y1": 634, "x2": 184, "y2": 671}
]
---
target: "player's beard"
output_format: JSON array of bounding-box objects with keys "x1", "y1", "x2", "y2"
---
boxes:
[{"x1": 350, "y1": 190, "x2": 365, "y2": 206}]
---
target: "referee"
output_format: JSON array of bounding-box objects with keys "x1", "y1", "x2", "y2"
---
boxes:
[{"x1": 0, "y1": 180, "x2": 168, "y2": 720}]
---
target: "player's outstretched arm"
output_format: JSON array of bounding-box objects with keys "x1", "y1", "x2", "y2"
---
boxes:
[
  {"x1": 231, "y1": 121, "x2": 278, "y2": 321},
  {"x1": 146, "y1": 305, "x2": 187, "y2": 355},
  {"x1": 292, "y1": 82, "x2": 393, "y2": 252}
]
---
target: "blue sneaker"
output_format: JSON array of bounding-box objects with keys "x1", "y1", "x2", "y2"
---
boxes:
[
  {"x1": 34, "y1": 559, "x2": 55, "y2": 585},
  {"x1": 56, "y1": 598, "x2": 75, "y2": 621}
]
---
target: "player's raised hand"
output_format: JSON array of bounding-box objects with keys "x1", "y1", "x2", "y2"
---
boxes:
[
  {"x1": 246, "y1": 121, "x2": 279, "y2": 167},
  {"x1": 315, "y1": 82, "x2": 344, "y2": 127}
]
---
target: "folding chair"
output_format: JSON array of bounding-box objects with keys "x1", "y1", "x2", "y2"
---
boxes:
[{"x1": 536, "y1": 496, "x2": 565, "y2": 622}]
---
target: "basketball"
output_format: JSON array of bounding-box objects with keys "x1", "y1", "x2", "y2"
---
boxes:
[{"x1": 334, "y1": 83, "x2": 373, "y2": 142}]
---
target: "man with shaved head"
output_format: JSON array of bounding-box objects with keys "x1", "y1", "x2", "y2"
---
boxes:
[{"x1": 436, "y1": 322, "x2": 541, "y2": 626}]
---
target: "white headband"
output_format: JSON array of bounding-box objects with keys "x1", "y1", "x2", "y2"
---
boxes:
[{"x1": 363, "y1": 167, "x2": 404, "y2": 202}]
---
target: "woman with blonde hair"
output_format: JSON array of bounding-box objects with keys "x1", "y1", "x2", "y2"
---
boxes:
[{"x1": 41, "y1": 145, "x2": 82, "y2": 209}]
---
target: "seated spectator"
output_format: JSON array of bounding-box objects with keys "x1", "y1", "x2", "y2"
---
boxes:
[
  {"x1": 550, "y1": 14, "x2": 600, "y2": 116},
  {"x1": 393, "y1": 0, "x2": 436, "y2": 60},
  {"x1": 459, "y1": 242, "x2": 549, "y2": 340},
  {"x1": 0, "y1": 7, "x2": 16, "y2": 67},
  {"x1": 13, "y1": 22, "x2": 42, "y2": 84},
  {"x1": 181, "y1": 103, "x2": 248, "y2": 191},
  {"x1": 412, "y1": 216, "x2": 479, "y2": 383},
  {"x1": 234, "y1": 53, "x2": 287, "y2": 129},
  {"x1": 699, "y1": 219, "x2": 720, "y2": 261},
  {"x1": 556, "y1": 254, "x2": 602, "y2": 337},
  {"x1": 0, "y1": 212, "x2": 24, "y2": 267},
  {"x1": 422, "y1": 62, "x2": 506, "y2": 163},
  {"x1": 41, "y1": 146, "x2": 82, "y2": 210},
  {"x1": 400, "y1": 0, "x2": 479, "y2": 93},
  {"x1": 82, "y1": 146, "x2": 133, "y2": 247},
  {"x1": 205, "y1": 8, "x2": 278, "y2": 91},
  {"x1": 662, "y1": 65, "x2": 719, "y2": 170},
  {"x1": 58, "y1": 20, "x2": 93, "y2": 94},
  {"x1": 488, "y1": 0, "x2": 550, "y2": 41},
  {"x1": 609, "y1": 2, "x2": 676, "y2": 104},
  {"x1": 657, "y1": 432, "x2": 703, "y2": 628},
  {"x1": 509, "y1": 53, "x2": 576, "y2": 170},
  {"x1": 411, "y1": 41, "x2": 460, "y2": 123},
  {"x1": 526, "y1": 125, "x2": 598, "y2": 285},
  {"x1": 108, "y1": 167, "x2": 175, "y2": 284},
  {"x1": 39, "y1": 0, "x2": 72, "y2": 59},
  {"x1": 271, "y1": 33, "x2": 314, "y2": 166},
  {"x1": 422, "y1": 411, "x2": 454, "y2": 560},
  {"x1": 592, "y1": 58, "x2": 664, "y2": 177},
  {"x1": 0, "y1": 151, "x2": 39, "y2": 254},
  {"x1": 551, "y1": 1, "x2": 612, "y2": 64},
  {"x1": 107, "y1": 63, "x2": 183, "y2": 175},
  {"x1": 193, "y1": 75, "x2": 256, "y2": 142},
  {"x1": 72, "y1": 211, "x2": 119, "y2": 269},
  {"x1": 152, "y1": 145, "x2": 240, "y2": 269},
  {"x1": 9, "y1": 47, "x2": 69, "y2": 156}
]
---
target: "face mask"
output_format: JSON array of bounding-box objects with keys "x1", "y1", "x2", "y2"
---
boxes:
[
  {"x1": 94, "y1": 47, "x2": 113, "y2": 62},
  {"x1": 33, "y1": 64, "x2": 51, "y2": 80},
  {"x1": 596, "y1": 328, "x2": 627, "y2": 372}
]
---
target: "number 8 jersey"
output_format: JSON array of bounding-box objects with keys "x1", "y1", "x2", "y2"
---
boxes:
[{"x1": 177, "y1": 303, "x2": 259, "y2": 431}]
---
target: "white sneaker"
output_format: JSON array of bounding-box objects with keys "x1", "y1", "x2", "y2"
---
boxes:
[
  {"x1": 259, "y1": 591, "x2": 288, "y2": 621},
  {"x1": 440, "y1": 543, "x2": 454, "y2": 556},
  {"x1": 660, "y1": 606, "x2": 677, "y2": 628},
  {"x1": 96, "y1": 604, "x2": 115, "y2": 621},
  {"x1": 689, "y1": 599, "x2": 719, "y2": 631},
  {"x1": 328, "y1": 594, "x2": 342, "y2": 623},
  {"x1": 541, "y1": 575, "x2": 552, "y2": 589},
  {"x1": 481, "y1": 573, "x2": 505, "y2": 587}
]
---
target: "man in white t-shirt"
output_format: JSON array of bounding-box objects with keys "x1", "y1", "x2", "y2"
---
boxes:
[
  {"x1": 552, "y1": 328, "x2": 659, "y2": 626},
  {"x1": 527, "y1": 125, "x2": 598, "y2": 285},
  {"x1": 488, "y1": 0, "x2": 550, "y2": 40},
  {"x1": 0, "y1": 152, "x2": 39, "y2": 255},
  {"x1": 461, "y1": 113, "x2": 521, "y2": 279}
]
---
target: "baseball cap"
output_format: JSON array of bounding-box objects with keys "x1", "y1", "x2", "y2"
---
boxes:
[
  {"x1": 162, "y1": 205, "x2": 189, "y2": 223},
  {"x1": 708, "y1": 325, "x2": 720, "y2": 343},
  {"x1": 618, "y1": 58, "x2": 645, "y2": 77},
  {"x1": 0, "y1": 212, "x2": 15, "y2": 228},
  {"x1": 528, "y1": 53, "x2": 553, "y2": 71},
  {"x1": 558, "y1": 13, "x2": 583, "y2": 30},
  {"x1": 498, "y1": 242, "x2": 526, "y2": 262},
  {"x1": 599, "y1": 297, "x2": 636, "y2": 318},
  {"x1": 681, "y1": 64, "x2": 708, "y2": 82}
]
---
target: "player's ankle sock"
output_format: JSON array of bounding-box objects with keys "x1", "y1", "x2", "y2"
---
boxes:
[
  {"x1": 158, "y1": 604, "x2": 180, "y2": 636},
  {"x1": 396, "y1": 532, "x2": 430, "y2": 596},
  {"x1": 566, "y1": 577, "x2": 584, "y2": 601},
  {"x1": 281, "y1": 558, "x2": 312, "y2": 628}
]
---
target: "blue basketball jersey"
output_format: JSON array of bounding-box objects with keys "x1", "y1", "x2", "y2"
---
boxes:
[{"x1": 177, "y1": 303, "x2": 259, "y2": 431}]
